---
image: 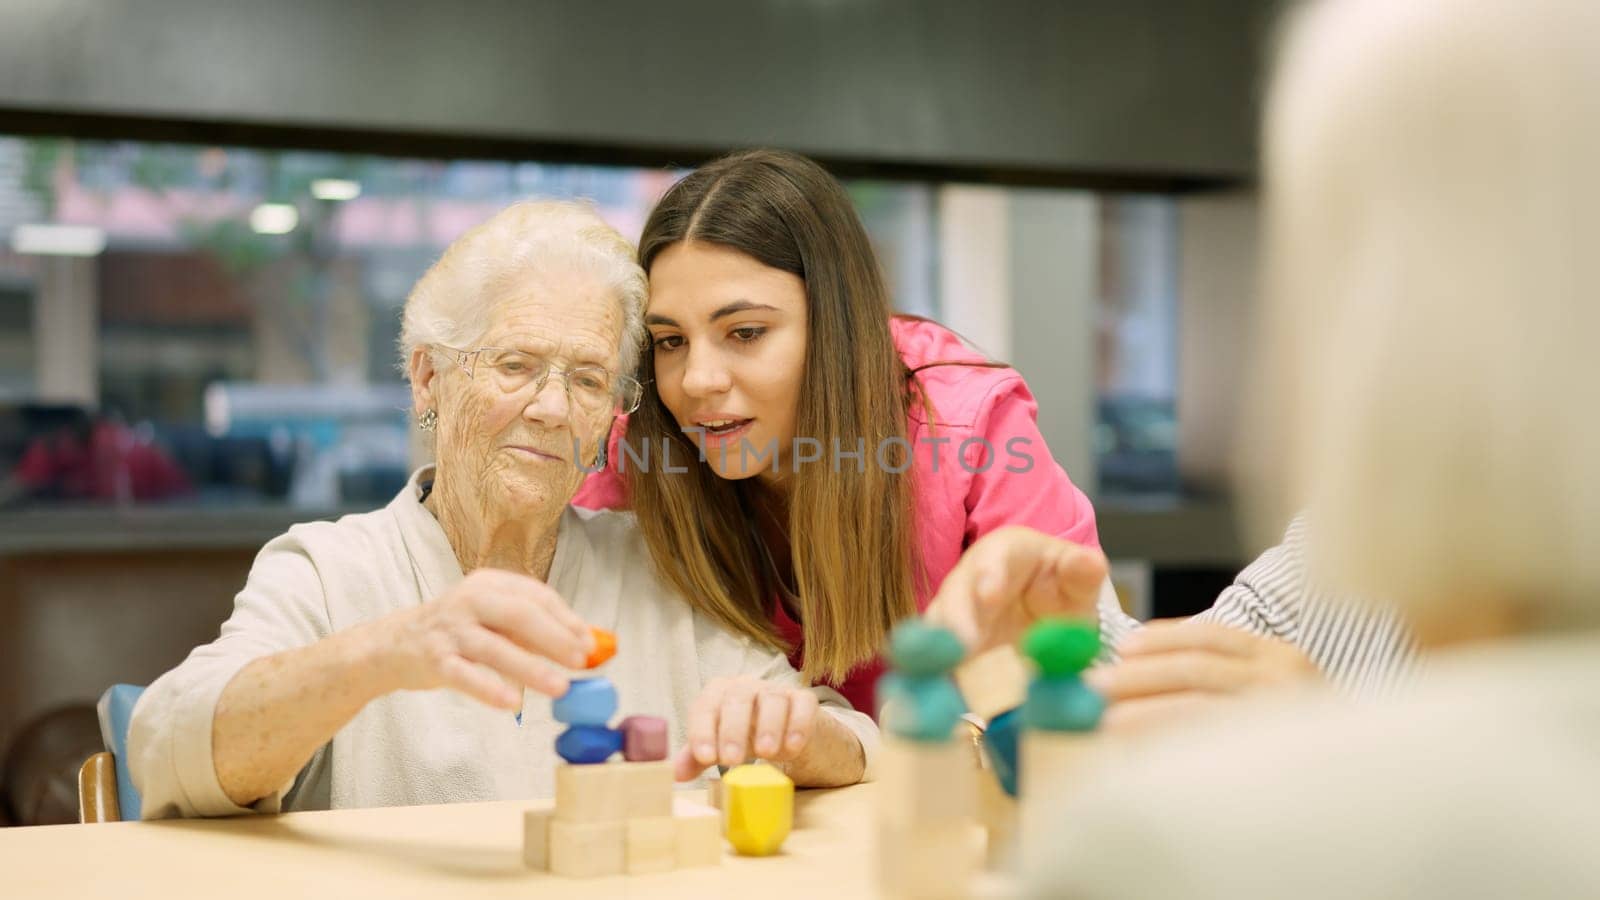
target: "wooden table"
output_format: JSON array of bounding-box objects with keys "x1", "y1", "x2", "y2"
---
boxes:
[{"x1": 0, "y1": 785, "x2": 891, "y2": 899}]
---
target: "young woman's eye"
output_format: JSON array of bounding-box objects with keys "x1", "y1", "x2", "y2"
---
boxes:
[
  {"x1": 730, "y1": 326, "x2": 766, "y2": 343},
  {"x1": 652, "y1": 334, "x2": 684, "y2": 352}
]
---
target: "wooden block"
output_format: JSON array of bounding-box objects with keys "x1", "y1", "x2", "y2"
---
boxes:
[
  {"x1": 705, "y1": 775, "x2": 723, "y2": 810},
  {"x1": 721, "y1": 763, "x2": 793, "y2": 856},
  {"x1": 1018, "y1": 731, "x2": 1097, "y2": 875},
  {"x1": 620, "y1": 714, "x2": 669, "y2": 761},
  {"x1": 672, "y1": 799, "x2": 723, "y2": 868},
  {"x1": 625, "y1": 816, "x2": 677, "y2": 874},
  {"x1": 549, "y1": 819, "x2": 625, "y2": 878},
  {"x1": 976, "y1": 768, "x2": 1018, "y2": 871},
  {"x1": 523, "y1": 808, "x2": 551, "y2": 870},
  {"x1": 554, "y1": 762, "x2": 626, "y2": 823},
  {"x1": 877, "y1": 736, "x2": 976, "y2": 830},
  {"x1": 876, "y1": 819, "x2": 980, "y2": 900},
  {"x1": 618, "y1": 760, "x2": 674, "y2": 819}
]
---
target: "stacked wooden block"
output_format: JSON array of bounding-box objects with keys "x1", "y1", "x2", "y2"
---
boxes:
[
  {"x1": 874, "y1": 622, "x2": 979, "y2": 900},
  {"x1": 523, "y1": 672, "x2": 721, "y2": 877}
]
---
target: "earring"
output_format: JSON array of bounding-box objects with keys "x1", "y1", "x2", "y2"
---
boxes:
[{"x1": 418, "y1": 408, "x2": 438, "y2": 432}]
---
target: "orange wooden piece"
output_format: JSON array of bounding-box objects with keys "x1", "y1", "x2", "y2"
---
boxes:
[{"x1": 585, "y1": 627, "x2": 617, "y2": 668}]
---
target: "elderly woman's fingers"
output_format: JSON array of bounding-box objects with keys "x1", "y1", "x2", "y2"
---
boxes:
[
  {"x1": 1083, "y1": 651, "x2": 1255, "y2": 701},
  {"x1": 715, "y1": 681, "x2": 760, "y2": 768},
  {"x1": 779, "y1": 689, "x2": 819, "y2": 758},
  {"x1": 455, "y1": 626, "x2": 571, "y2": 698},
  {"x1": 468, "y1": 585, "x2": 590, "y2": 671},
  {"x1": 752, "y1": 688, "x2": 792, "y2": 758},
  {"x1": 437, "y1": 654, "x2": 521, "y2": 710},
  {"x1": 1099, "y1": 692, "x2": 1223, "y2": 736},
  {"x1": 685, "y1": 680, "x2": 728, "y2": 767},
  {"x1": 1116, "y1": 619, "x2": 1264, "y2": 659}
]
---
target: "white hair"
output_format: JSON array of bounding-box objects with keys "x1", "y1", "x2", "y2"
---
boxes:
[
  {"x1": 399, "y1": 199, "x2": 647, "y2": 377},
  {"x1": 1246, "y1": 0, "x2": 1600, "y2": 633}
]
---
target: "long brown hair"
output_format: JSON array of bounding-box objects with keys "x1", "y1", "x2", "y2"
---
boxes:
[{"x1": 627, "y1": 148, "x2": 918, "y2": 683}]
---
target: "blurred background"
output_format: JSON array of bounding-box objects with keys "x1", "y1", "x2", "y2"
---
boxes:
[{"x1": 0, "y1": 0, "x2": 1279, "y2": 824}]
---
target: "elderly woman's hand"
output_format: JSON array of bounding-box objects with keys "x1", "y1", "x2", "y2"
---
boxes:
[
  {"x1": 673, "y1": 676, "x2": 822, "y2": 781},
  {"x1": 924, "y1": 526, "x2": 1109, "y2": 654},
  {"x1": 1086, "y1": 620, "x2": 1322, "y2": 735},
  {"x1": 363, "y1": 568, "x2": 595, "y2": 709}
]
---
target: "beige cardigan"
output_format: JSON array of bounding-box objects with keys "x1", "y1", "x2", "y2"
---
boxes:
[{"x1": 129, "y1": 467, "x2": 878, "y2": 819}]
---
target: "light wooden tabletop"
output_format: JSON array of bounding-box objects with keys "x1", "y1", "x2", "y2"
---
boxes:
[{"x1": 0, "y1": 785, "x2": 891, "y2": 899}]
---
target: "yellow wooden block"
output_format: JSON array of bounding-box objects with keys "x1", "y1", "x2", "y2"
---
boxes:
[
  {"x1": 549, "y1": 818, "x2": 625, "y2": 877},
  {"x1": 672, "y1": 799, "x2": 723, "y2": 868},
  {"x1": 721, "y1": 763, "x2": 793, "y2": 856},
  {"x1": 876, "y1": 818, "x2": 981, "y2": 900},
  {"x1": 523, "y1": 808, "x2": 551, "y2": 870},
  {"x1": 625, "y1": 815, "x2": 677, "y2": 874},
  {"x1": 877, "y1": 737, "x2": 976, "y2": 830}
]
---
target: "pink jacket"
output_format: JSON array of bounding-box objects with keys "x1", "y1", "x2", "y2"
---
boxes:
[{"x1": 572, "y1": 317, "x2": 1101, "y2": 712}]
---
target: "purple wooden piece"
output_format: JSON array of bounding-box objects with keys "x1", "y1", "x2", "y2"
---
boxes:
[{"x1": 619, "y1": 715, "x2": 668, "y2": 762}]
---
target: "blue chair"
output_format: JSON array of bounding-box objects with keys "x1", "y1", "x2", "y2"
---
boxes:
[{"x1": 80, "y1": 684, "x2": 146, "y2": 822}]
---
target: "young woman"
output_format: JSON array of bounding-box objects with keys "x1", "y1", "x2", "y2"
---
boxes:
[{"x1": 574, "y1": 149, "x2": 1110, "y2": 763}]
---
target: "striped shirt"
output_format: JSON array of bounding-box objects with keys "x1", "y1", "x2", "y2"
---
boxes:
[{"x1": 1098, "y1": 517, "x2": 1420, "y2": 697}]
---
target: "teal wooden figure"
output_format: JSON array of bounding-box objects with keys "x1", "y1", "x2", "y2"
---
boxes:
[
  {"x1": 877, "y1": 621, "x2": 967, "y2": 741},
  {"x1": 1020, "y1": 618, "x2": 1104, "y2": 733}
]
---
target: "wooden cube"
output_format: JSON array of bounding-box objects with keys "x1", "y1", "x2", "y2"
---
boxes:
[
  {"x1": 549, "y1": 819, "x2": 625, "y2": 878},
  {"x1": 625, "y1": 816, "x2": 677, "y2": 874},
  {"x1": 672, "y1": 799, "x2": 723, "y2": 868},
  {"x1": 705, "y1": 775, "x2": 723, "y2": 810},
  {"x1": 618, "y1": 760, "x2": 674, "y2": 819},
  {"x1": 523, "y1": 808, "x2": 551, "y2": 870},
  {"x1": 877, "y1": 737, "x2": 976, "y2": 830},
  {"x1": 554, "y1": 762, "x2": 625, "y2": 823},
  {"x1": 876, "y1": 819, "x2": 980, "y2": 900}
]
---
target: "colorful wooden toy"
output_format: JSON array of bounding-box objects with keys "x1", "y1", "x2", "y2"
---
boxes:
[
  {"x1": 720, "y1": 763, "x2": 794, "y2": 856},
  {"x1": 873, "y1": 621, "x2": 978, "y2": 898},
  {"x1": 584, "y1": 626, "x2": 617, "y2": 669},
  {"x1": 1018, "y1": 617, "x2": 1104, "y2": 877},
  {"x1": 551, "y1": 677, "x2": 618, "y2": 727},
  {"x1": 525, "y1": 632, "x2": 723, "y2": 878},
  {"x1": 619, "y1": 715, "x2": 668, "y2": 762}
]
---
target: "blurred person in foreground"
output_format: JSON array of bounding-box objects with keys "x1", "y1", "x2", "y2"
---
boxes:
[
  {"x1": 129, "y1": 201, "x2": 875, "y2": 819},
  {"x1": 1025, "y1": 0, "x2": 1600, "y2": 896}
]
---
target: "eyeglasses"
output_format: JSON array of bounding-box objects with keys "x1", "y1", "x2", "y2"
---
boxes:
[{"x1": 443, "y1": 346, "x2": 643, "y2": 415}]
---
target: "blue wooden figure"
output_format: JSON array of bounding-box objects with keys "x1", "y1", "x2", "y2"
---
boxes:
[{"x1": 553, "y1": 676, "x2": 621, "y2": 764}]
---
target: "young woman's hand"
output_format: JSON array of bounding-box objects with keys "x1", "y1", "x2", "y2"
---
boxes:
[
  {"x1": 925, "y1": 526, "x2": 1109, "y2": 654},
  {"x1": 674, "y1": 676, "x2": 821, "y2": 781}
]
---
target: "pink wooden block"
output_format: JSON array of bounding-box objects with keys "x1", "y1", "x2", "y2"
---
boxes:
[{"x1": 620, "y1": 715, "x2": 668, "y2": 762}]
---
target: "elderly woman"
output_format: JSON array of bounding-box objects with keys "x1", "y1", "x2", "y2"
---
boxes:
[
  {"x1": 1022, "y1": 0, "x2": 1600, "y2": 896},
  {"x1": 129, "y1": 201, "x2": 876, "y2": 818}
]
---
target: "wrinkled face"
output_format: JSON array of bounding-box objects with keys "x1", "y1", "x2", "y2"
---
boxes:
[
  {"x1": 645, "y1": 241, "x2": 808, "y2": 483},
  {"x1": 414, "y1": 270, "x2": 622, "y2": 516}
]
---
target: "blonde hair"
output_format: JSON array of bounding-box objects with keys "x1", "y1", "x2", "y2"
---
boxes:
[
  {"x1": 1247, "y1": 0, "x2": 1600, "y2": 634},
  {"x1": 399, "y1": 200, "x2": 648, "y2": 376}
]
